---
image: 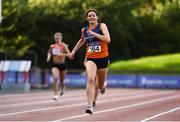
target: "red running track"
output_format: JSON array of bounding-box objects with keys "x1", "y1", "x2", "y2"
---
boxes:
[{"x1": 0, "y1": 88, "x2": 179, "y2": 121}]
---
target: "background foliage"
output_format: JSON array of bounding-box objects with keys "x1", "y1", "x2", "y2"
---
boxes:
[{"x1": 0, "y1": 0, "x2": 179, "y2": 69}]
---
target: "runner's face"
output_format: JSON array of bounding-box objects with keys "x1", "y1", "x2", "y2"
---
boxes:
[
  {"x1": 86, "y1": 11, "x2": 98, "y2": 24},
  {"x1": 55, "y1": 35, "x2": 61, "y2": 43}
]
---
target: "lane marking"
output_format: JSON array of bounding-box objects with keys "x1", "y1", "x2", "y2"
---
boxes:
[
  {"x1": 0, "y1": 97, "x2": 85, "y2": 108},
  {"x1": 0, "y1": 90, "x2": 148, "y2": 108},
  {"x1": 55, "y1": 94, "x2": 180, "y2": 121},
  {"x1": 0, "y1": 90, "x2": 85, "y2": 97},
  {"x1": 0, "y1": 89, "x2": 132, "y2": 98},
  {"x1": 0, "y1": 92, "x2": 84, "y2": 103},
  {"x1": 0, "y1": 91, "x2": 171, "y2": 117},
  {"x1": 140, "y1": 106, "x2": 180, "y2": 122},
  {"x1": 0, "y1": 89, "x2": 161, "y2": 99},
  {"x1": 0, "y1": 103, "x2": 86, "y2": 117}
]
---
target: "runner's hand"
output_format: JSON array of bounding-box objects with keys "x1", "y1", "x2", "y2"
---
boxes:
[{"x1": 69, "y1": 52, "x2": 75, "y2": 60}]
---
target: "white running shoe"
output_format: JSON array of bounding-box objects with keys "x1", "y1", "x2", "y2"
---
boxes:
[
  {"x1": 53, "y1": 95, "x2": 58, "y2": 101},
  {"x1": 100, "y1": 81, "x2": 107, "y2": 95},
  {"x1": 60, "y1": 91, "x2": 64, "y2": 96},
  {"x1": 85, "y1": 106, "x2": 93, "y2": 114}
]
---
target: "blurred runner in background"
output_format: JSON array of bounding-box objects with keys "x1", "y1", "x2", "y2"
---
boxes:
[{"x1": 47, "y1": 32, "x2": 70, "y2": 101}]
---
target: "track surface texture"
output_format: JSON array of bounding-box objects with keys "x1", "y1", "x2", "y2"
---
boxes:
[{"x1": 0, "y1": 88, "x2": 179, "y2": 121}]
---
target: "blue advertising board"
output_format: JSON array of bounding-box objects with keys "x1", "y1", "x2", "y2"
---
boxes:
[
  {"x1": 65, "y1": 74, "x2": 86, "y2": 87},
  {"x1": 45, "y1": 73, "x2": 180, "y2": 89},
  {"x1": 137, "y1": 75, "x2": 180, "y2": 88},
  {"x1": 107, "y1": 74, "x2": 137, "y2": 88},
  {"x1": 3, "y1": 71, "x2": 16, "y2": 84}
]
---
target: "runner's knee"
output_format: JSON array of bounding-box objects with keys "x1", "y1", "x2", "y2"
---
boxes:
[
  {"x1": 87, "y1": 78, "x2": 94, "y2": 84},
  {"x1": 54, "y1": 77, "x2": 58, "y2": 82}
]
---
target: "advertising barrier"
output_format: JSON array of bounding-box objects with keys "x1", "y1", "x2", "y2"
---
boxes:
[
  {"x1": 0, "y1": 60, "x2": 31, "y2": 92},
  {"x1": 46, "y1": 73, "x2": 180, "y2": 89},
  {"x1": 137, "y1": 75, "x2": 180, "y2": 88},
  {"x1": 106, "y1": 74, "x2": 137, "y2": 88},
  {"x1": 1, "y1": 63, "x2": 180, "y2": 91}
]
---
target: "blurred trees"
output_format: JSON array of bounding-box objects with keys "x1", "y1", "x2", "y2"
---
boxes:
[
  {"x1": 0, "y1": 0, "x2": 179, "y2": 69},
  {"x1": 0, "y1": 0, "x2": 34, "y2": 57}
]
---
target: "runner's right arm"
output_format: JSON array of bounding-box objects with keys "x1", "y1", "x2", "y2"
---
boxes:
[
  {"x1": 47, "y1": 46, "x2": 52, "y2": 62},
  {"x1": 70, "y1": 28, "x2": 85, "y2": 59}
]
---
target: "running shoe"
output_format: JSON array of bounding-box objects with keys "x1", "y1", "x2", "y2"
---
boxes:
[
  {"x1": 100, "y1": 81, "x2": 107, "y2": 95},
  {"x1": 85, "y1": 106, "x2": 93, "y2": 114},
  {"x1": 53, "y1": 95, "x2": 58, "y2": 101},
  {"x1": 60, "y1": 91, "x2": 64, "y2": 96},
  {"x1": 59, "y1": 87, "x2": 65, "y2": 96},
  {"x1": 93, "y1": 101, "x2": 96, "y2": 107}
]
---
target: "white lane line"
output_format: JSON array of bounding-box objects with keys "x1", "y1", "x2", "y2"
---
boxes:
[
  {"x1": 0, "y1": 90, "x2": 85, "y2": 98},
  {"x1": 140, "y1": 106, "x2": 180, "y2": 122},
  {"x1": 0, "y1": 102, "x2": 86, "y2": 117},
  {"x1": 54, "y1": 94, "x2": 180, "y2": 121},
  {"x1": 0, "y1": 91, "x2": 171, "y2": 117},
  {"x1": 0, "y1": 89, "x2": 161, "y2": 102},
  {"x1": 0, "y1": 90, "x2": 148, "y2": 108},
  {"x1": 0, "y1": 96, "x2": 52, "y2": 102},
  {"x1": 0, "y1": 90, "x2": 88, "y2": 102},
  {"x1": 0, "y1": 93, "x2": 84, "y2": 102},
  {"x1": 0, "y1": 97, "x2": 85, "y2": 108}
]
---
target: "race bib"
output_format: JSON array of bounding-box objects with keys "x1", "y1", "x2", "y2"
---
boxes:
[
  {"x1": 88, "y1": 45, "x2": 101, "y2": 52},
  {"x1": 52, "y1": 48, "x2": 61, "y2": 55}
]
